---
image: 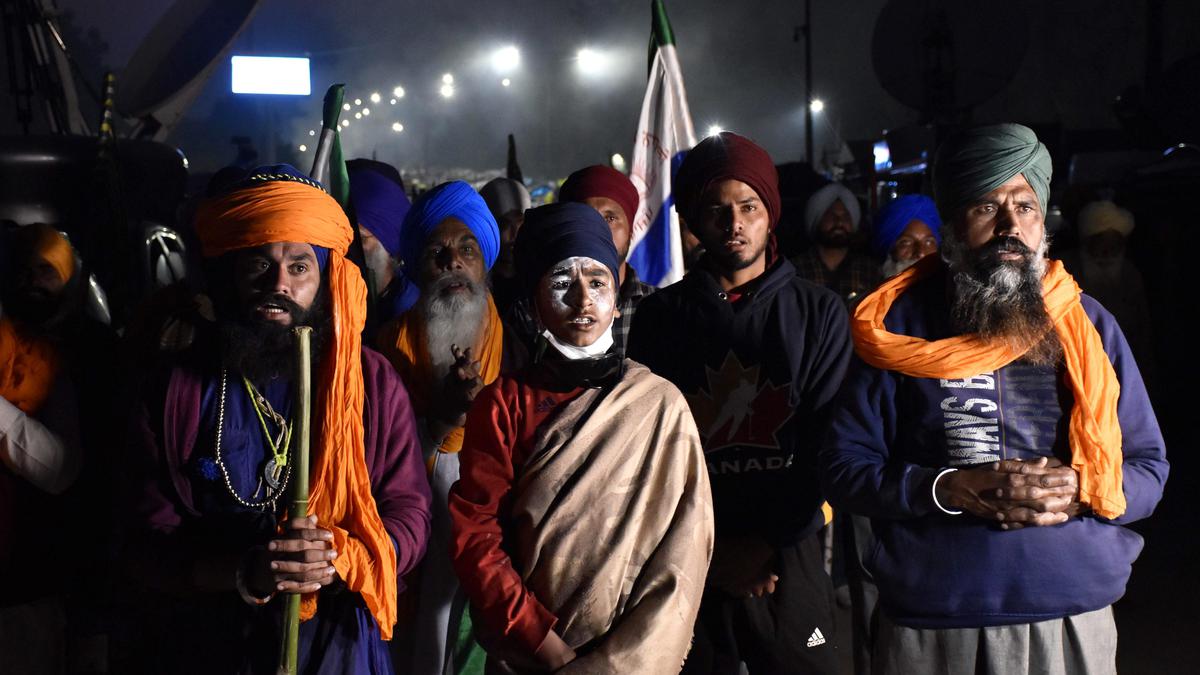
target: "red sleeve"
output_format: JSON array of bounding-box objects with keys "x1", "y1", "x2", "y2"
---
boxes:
[{"x1": 448, "y1": 378, "x2": 558, "y2": 657}]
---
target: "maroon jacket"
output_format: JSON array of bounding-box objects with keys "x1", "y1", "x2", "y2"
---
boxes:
[{"x1": 125, "y1": 347, "x2": 432, "y2": 594}]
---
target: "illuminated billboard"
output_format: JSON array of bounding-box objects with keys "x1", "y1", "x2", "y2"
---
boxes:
[{"x1": 231, "y1": 56, "x2": 311, "y2": 95}]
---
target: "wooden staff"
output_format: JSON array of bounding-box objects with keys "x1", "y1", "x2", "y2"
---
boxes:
[{"x1": 279, "y1": 326, "x2": 313, "y2": 675}]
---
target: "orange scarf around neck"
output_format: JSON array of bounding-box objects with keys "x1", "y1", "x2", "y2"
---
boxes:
[
  {"x1": 0, "y1": 317, "x2": 59, "y2": 415},
  {"x1": 851, "y1": 255, "x2": 1125, "y2": 519},
  {"x1": 377, "y1": 294, "x2": 504, "y2": 457},
  {"x1": 195, "y1": 180, "x2": 398, "y2": 639}
]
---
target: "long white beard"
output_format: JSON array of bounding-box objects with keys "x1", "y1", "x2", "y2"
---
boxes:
[{"x1": 420, "y1": 284, "x2": 487, "y2": 384}]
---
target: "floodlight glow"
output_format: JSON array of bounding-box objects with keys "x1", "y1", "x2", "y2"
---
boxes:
[
  {"x1": 706, "y1": 124, "x2": 724, "y2": 137},
  {"x1": 230, "y1": 56, "x2": 310, "y2": 95},
  {"x1": 576, "y1": 48, "x2": 611, "y2": 76},
  {"x1": 501, "y1": 78, "x2": 511, "y2": 87},
  {"x1": 354, "y1": 112, "x2": 362, "y2": 119},
  {"x1": 354, "y1": 98, "x2": 362, "y2": 105},
  {"x1": 393, "y1": 86, "x2": 406, "y2": 98},
  {"x1": 492, "y1": 46, "x2": 520, "y2": 74},
  {"x1": 298, "y1": 144, "x2": 307, "y2": 152},
  {"x1": 341, "y1": 119, "x2": 349, "y2": 127},
  {"x1": 440, "y1": 83, "x2": 455, "y2": 98},
  {"x1": 370, "y1": 92, "x2": 381, "y2": 103},
  {"x1": 810, "y1": 99, "x2": 825, "y2": 113},
  {"x1": 442, "y1": 73, "x2": 454, "y2": 85},
  {"x1": 343, "y1": 103, "x2": 351, "y2": 111},
  {"x1": 362, "y1": 108, "x2": 370, "y2": 116},
  {"x1": 392, "y1": 122, "x2": 404, "y2": 132}
]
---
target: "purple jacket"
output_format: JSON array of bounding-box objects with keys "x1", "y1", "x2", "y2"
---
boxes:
[{"x1": 126, "y1": 347, "x2": 432, "y2": 593}]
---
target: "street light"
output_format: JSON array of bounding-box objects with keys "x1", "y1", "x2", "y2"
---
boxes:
[
  {"x1": 354, "y1": 98, "x2": 362, "y2": 106},
  {"x1": 298, "y1": 144, "x2": 307, "y2": 152},
  {"x1": 342, "y1": 102, "x2": 351, "y2": 111},
  {"x1": 369, "y1": 92, "x2": 381, "y2": 104},
  {"x1": 576, "y1": 48, "x2": 611, "y2": 77},
  {"x1": 501, "y1": 78, "x2": 511, "y2": 87},
  {"x1": 393, "y1": 86, "x2": 406, "y2": 99},
  {"x1": 809, "y1": 98, "x2": 825, "y2": 113},
  {"x1": 391, "y1": 122, "x2": 404, "y2": 132},
  {"x1": 492, "y1": 46, "x2": 520, "y2": 74},
  {"x1": 442, "y1": 73, "x2": 454, "y2": 85},
  {"x1": 439, "y1": 83, "x2": 455, "y2": 98},
  {"x1": 706, "y1": 124, "x2": 724, "y2": 137},
  {"x1": 362, "y1": 108, "x2": 370, "y2": 116}
]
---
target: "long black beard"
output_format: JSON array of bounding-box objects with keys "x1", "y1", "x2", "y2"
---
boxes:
[
  {"x1": 945, "y1": 234, "x2": 1063, "y2": 367},
  {"x1": 217, "y1": 291, "x2": 332, "y2": 383}
]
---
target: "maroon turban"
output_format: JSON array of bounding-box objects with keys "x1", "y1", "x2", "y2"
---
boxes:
[
  {"x1": 674, "y1": 132, "x2": 781, "y2": 231},
  {"x1": 559, "y1": 165, "x2": 640, "y2": 230}
]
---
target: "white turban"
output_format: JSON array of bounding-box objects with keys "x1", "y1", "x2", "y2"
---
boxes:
[
  {"x1": 479, "y1": 177, "x2": 532, "y2": 220},
  {"x1": 804, "y1": 182, "x2": 861, "y2": 237},
  {"x1": 1077, "y1": 200, "x2": 1134, "y2": 239}
]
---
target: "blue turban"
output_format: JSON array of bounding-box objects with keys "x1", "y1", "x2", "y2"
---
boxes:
[
  {"x1": 932, "y1": 123, "x2": 1052, "y2": 216},
  {"x1": 398, "y1": 181, "x2": 500, "y2": 282},
  {"x1": 871, "y1": 194, "x2": 942, "y2": 260},
  {"x1": 514, "y1": 202, "x2": 620, "y2": 300},
  {"x1": 349, "y1": 165, "x2": 410, "y2": 257}
]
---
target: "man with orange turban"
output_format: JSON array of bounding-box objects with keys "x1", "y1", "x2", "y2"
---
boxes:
[
  {"x1": 819, "y1": 124, "x2": 1168, "y2": 675},
  {"x1": 375, "y1": 180, "x2": 505, "y2": 675},
  {"x1": 123, "y1": 166, "x2": 431, "y2": 675}
]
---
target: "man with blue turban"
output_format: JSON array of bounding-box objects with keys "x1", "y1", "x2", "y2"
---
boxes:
[
  {"x1": 376, "y1": 180, "x2": 503, "y2": 675},
  {"x1": 348, "y1": 159, "x2": 416, "y2": 330},
  {"x1": 872, "y1": 194, "x2": 942, "y2": 278}
]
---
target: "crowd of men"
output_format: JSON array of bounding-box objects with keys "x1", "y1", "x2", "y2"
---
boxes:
[{"x1": 0, "y1": 123, "x2": 1167, "y2": 675}]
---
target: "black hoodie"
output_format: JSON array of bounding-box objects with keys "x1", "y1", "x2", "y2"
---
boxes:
[{"x1": 628, "y1": 258, "x2": 850, "y2": 545}]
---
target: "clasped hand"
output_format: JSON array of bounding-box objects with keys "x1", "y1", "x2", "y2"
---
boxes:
[{"x1": 938, "y1": 457, "x2": 1086, "y2": 530}]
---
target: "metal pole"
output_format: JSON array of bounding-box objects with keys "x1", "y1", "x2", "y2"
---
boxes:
[{"x1": 804, "y1": 0, "x2": 814, "y2": 164}]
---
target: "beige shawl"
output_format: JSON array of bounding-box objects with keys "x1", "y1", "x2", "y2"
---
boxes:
[{"x1": 509, "y1": 361, "x2": 713, "y2": 674}]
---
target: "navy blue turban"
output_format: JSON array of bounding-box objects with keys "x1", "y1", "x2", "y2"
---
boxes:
[
  {"x1": 871, "y1": 194, "x2": 942, "y2": 260},
  {"x1": 515, "y1": 202, "x2": 620, "y2": 299},
  {"x1": 398, "y1": 180, "x2": 499, "y2": 282},
  {"x1": 349, "y1": 163, "x2": 410, "y2": 257}
]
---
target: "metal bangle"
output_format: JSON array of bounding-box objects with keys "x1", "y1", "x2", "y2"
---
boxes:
[{"x1": 932, "y1": 468, "x2": 964, "y2": 515}]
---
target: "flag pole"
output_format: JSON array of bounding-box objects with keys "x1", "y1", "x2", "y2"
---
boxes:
[
  {"x1": 278, "y1": 326, "x2": 313, "y2": 675},
  {"x1": 310, "y1": 85, "x2": 345, "y2": 186}
]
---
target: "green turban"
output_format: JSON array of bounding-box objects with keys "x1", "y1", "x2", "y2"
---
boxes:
[{"x1": 932, "y1": 123, "x2": 1052, "y2": 217}]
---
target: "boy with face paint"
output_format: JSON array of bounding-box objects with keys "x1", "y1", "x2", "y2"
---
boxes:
[{"x1": 449, "y1": 202, "x2": 714, "y2": 673}]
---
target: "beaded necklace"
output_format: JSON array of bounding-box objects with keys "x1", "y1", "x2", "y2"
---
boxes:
[{"x1": 213, "y1": 369, "x2": 293, "y2": 510}]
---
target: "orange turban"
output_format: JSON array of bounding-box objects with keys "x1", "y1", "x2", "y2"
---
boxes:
[
  {"x1": 194, "y1": 175, "x2": 399, "y2": 639},
  {"x1": 20, "y1": 224, "x2": 75, "y2": 284}
]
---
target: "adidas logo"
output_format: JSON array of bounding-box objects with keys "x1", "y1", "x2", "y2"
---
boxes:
[{"x1": 806, "y1": 627, "x2": 826, "y2": 648}]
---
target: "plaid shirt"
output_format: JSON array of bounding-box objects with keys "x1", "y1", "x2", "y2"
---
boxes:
[
  {"x1": 790, "y1": 248, "x2": 881, "y2": 307},
  {"x1": 505, "y1": 265, "x2": 655, "y2": 357}
]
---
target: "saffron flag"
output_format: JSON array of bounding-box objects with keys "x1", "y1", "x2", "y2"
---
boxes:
[{"x1": 628, "y1": 0, "x2": 697, "y2": 287}]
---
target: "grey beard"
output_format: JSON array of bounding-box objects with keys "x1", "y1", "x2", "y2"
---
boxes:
[
  {"x1": 881, "y1": 256, "x2": 919, "y2": 279},
  {"x1": 420, "y1": 276, "x2": 487, "y2": 385},
  {"x1": 363, "y1": 244, "x2": 396, "y2": 292},
  {"x1": 942, "y1": 228, "x2": 1062, "y2": 366}
]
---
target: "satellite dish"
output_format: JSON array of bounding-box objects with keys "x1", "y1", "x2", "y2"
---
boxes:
[
  {"x1": 119, "y1": 0, "x2": 261, "y2": 138},
  {"x1": 871, "y1": 0, "x2": 1029, "y2": 119}
]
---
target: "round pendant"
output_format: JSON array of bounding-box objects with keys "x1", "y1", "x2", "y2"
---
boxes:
[{"x1": 263, "y1": 458, "x2": 284, "y2": 492}]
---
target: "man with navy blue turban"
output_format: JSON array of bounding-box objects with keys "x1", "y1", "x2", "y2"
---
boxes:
[
  {"x1": 376, "y1": 180, "x2": 504, "y2": 675},
  {"x1": 348, "y1": 159, "x2": 415, "y2": 329},
  {"x1": 873, "y1": 194, "x2": 942, "y2": 278}
]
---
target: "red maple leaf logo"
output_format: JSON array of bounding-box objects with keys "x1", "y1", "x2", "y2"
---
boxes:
[{"x1": 684, "y1": 352, "x2": 794, "y2": 453}]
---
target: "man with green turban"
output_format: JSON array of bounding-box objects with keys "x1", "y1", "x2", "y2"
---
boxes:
[{"x1": 820, "y1": 123, "x2": 1167, "y2": 675}]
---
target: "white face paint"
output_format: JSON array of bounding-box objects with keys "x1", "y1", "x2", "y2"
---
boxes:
[{"x1": 535, "y1": 256, "x2": 618, "y2": 352}]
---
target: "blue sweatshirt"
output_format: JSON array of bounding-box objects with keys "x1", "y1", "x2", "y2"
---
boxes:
[
  {"x1": 629, "y1": 259, "x2": 851, "y2": 546},
  {"x1": 819, "y1": 265, "x2": 1168, "y2": 628}
]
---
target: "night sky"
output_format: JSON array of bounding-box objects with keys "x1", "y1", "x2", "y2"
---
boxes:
[{"x1": 29, "y1": 0, "x2": 1200, "y2": 178}]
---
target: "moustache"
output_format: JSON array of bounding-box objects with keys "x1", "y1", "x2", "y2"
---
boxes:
[
  {"x1": 246, "y1": 293, "x2": 306, "y2": 320},
  {"x1": 429, "y1": 271, "x2": 478, "y2": 295},
  {"x1": 977, "y1": 236, "x2": 1034, "y2": 263}
]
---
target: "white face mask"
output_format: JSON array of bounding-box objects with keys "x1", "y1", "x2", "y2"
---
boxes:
[{"x1": 536, "y1": 256, "x2": 617, "y2": 360}]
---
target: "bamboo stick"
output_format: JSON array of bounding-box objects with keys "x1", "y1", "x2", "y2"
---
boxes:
[{"x1": 279, "y1": 326, "x2": 313, "y2": 675}]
